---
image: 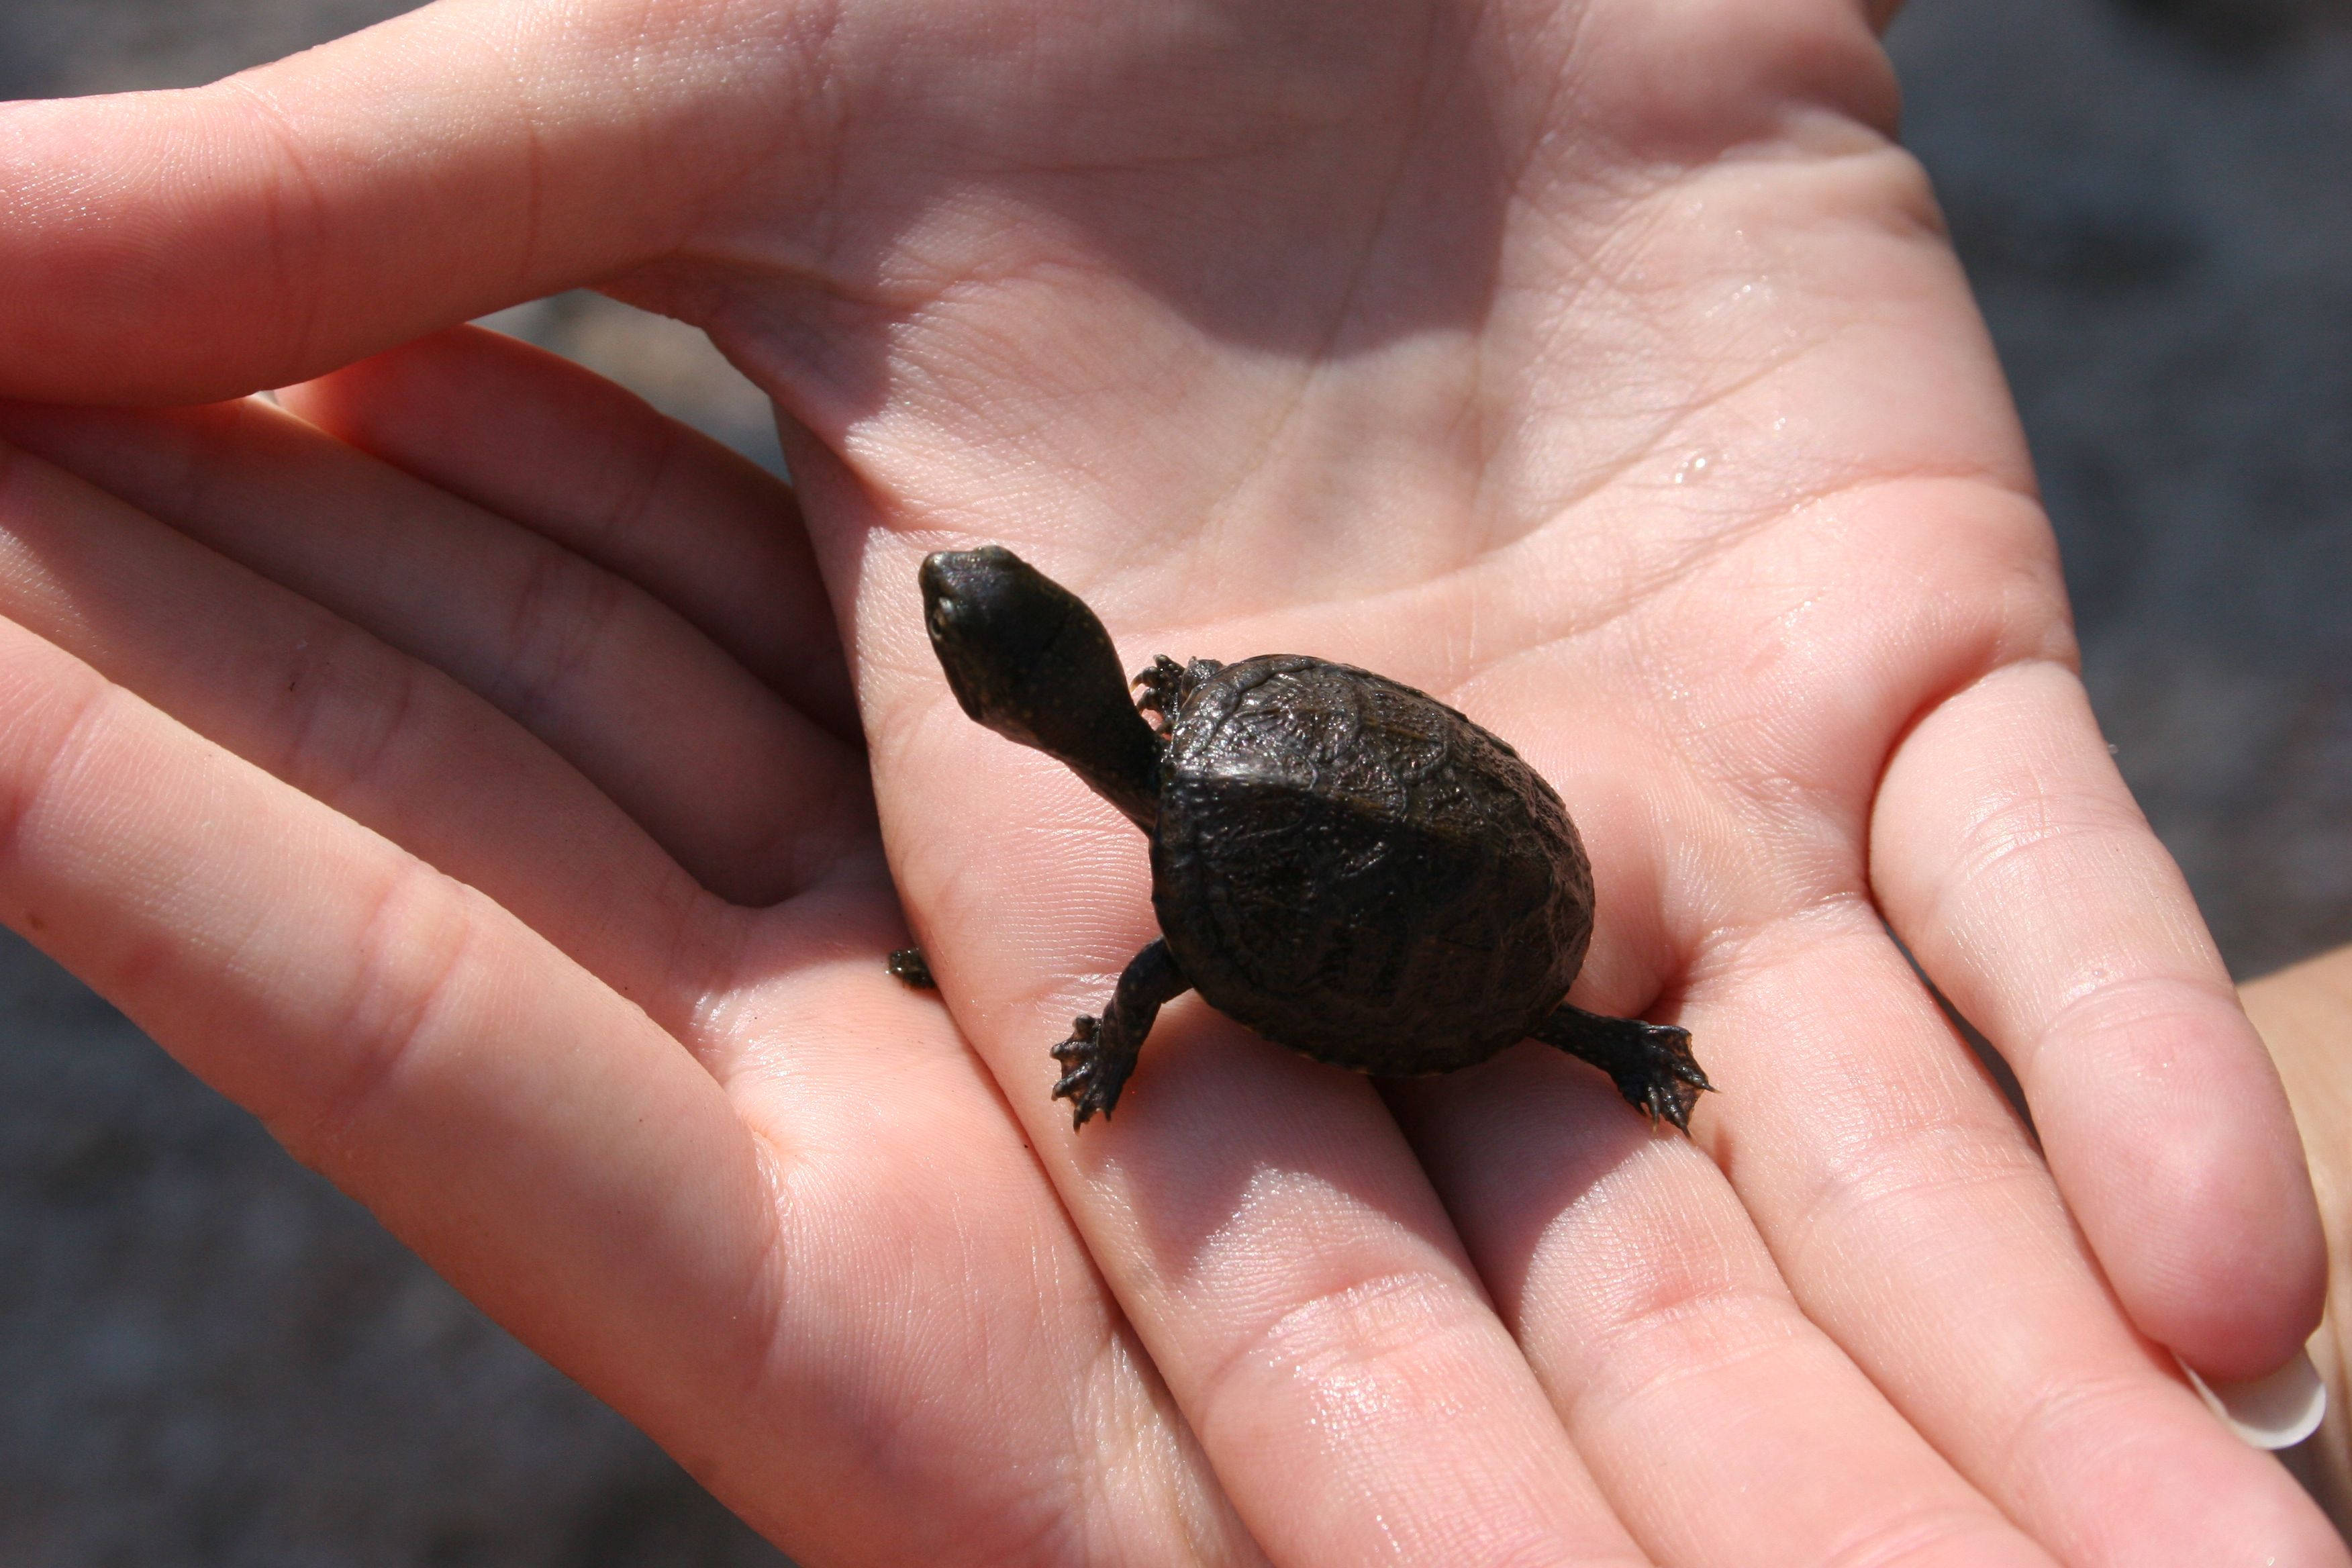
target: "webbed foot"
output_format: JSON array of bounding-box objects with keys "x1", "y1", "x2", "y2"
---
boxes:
[
  {"x1": 1132, "y1": 655, "x2": 1224, "y2": 738},
  {"x1": 1532, "y1": 1003, "x2": 1713, "y2": 1134},
  {"x1": 1132, "y1": 656, "x2": 1187, "y2": 739},
  {"x1": 1052, "y1": 1016, "x2": 1134, "y2": 1127},
  {"x1": 1050, "y1": 939, "x2": 1191, "y2": 1129}
]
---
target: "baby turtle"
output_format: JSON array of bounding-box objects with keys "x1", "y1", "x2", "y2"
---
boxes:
[{"x1": 920, "y1": 546, "x2": 1709, "y2": 1132}]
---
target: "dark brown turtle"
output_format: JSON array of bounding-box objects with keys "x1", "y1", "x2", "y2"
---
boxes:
[{"x1": 919, "y1": 546, "x2": 1710, "y2": 1131}]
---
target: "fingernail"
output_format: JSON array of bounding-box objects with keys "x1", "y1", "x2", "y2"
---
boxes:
[{"x1": 2178, "y1": 1347, "x2": 2327, "y2": 1450}]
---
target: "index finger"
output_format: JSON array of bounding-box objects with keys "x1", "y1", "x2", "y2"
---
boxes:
[{"x1": 0, "y1": 0, "x2": 826, "y2": 403}]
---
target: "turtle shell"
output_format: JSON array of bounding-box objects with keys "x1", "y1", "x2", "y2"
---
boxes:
[{"x1": 1149, "y1": 654, "x2": 1595, "y2": 1075}]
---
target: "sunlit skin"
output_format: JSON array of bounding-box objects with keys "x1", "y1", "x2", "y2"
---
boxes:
[
  {"x1": 0, "y1": 0, "x2": 2337, "y2": 1563},
  {"x1": 2246, "y1": 947, "x2": 2352, "y2": 1537}
]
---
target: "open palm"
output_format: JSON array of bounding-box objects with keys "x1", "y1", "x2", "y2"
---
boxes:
[{"x1": 0, "y1": 0, "x2": 2337, "y2": 1563}]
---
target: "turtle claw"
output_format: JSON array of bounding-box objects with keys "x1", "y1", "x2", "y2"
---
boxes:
[
  {"x1": 1051, "y1": 1015, "x2": 1130, "y2": 1128},
  {"x1": 1132, "y1": 656, "x2": 1187, "y2": 740},
  {"x1": 1618, "y1": 1024, "x2": 1712, "y2": 1134},
  {"x1": 1132, "y1": 655, "x2": 1224, "y2": 740},
  {"x1": 1048, "y1": 940, "x2": 1187, "y2": 1130},
  {"x1": 1534, "y1": 1004, "x2": 1714, "y2": 1136}
]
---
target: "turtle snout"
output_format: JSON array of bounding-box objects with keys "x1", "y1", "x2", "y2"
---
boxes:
[
  {"x1": 917, "y1": 552, "x2": 957, "y2": 614},
  {"x1": 923, "y1": 585, "x2": 959, "y2": 640},
  {"x1": 918, "y1": 553, "x2": 977, "y2": 650},
  {"x1": 919, "y1": 547, "x2": 1057, "y2": 658}
]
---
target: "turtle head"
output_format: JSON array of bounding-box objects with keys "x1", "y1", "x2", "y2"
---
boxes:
[{"x1": 920, "y1": 546, "x2": 1162, "y2": 830}]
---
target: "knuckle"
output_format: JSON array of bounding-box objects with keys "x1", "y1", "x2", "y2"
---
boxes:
[{"x1": 277, "y1": 863, "x2": 483, "y2": 1174}]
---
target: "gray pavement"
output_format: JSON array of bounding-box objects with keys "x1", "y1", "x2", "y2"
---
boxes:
[{"x1": 2, "y1": 0, "x2": 2349, "y2": 1560}]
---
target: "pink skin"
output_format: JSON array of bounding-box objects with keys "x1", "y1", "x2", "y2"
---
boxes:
[
  {"x1": 2247, "y1": 945, "x2": 2352, "y2": 1534},
  {"x1": 0, "y1": 0, "x2": 2335, "y2": 1563}
]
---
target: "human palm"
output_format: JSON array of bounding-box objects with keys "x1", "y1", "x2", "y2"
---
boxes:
[{"x1": 0, "y1": 0, "x2": 2339, "y2": 1563}]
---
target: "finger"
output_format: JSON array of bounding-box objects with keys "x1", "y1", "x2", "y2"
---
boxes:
[
  {"x1": 1696, "y1": 914, "x2": 2341, "y2": 1567},
  {"x1": 1007, "y1": 999, "x2": 1653, "y2": 1568},
  {"x1": 275, "y1": 326, "x2": 859, "y2": 740},
  {"x1": 0, "y1": 397, "x2": 869, "y2": 906},
  {"x1": 880, "y1": 692, "x2": 1651, "y2": 1568},
  {"x1": 0, "y1": 0, "x2": 831, "y2": 403},
  {"x1": 1394, "y1": 1052, "x2": 2063, "y2": 1568},
  {"x1": 2242, "y1": 946, "x2": 2352, "y2": 1522},
  {"x1": 1873, "y1": 658, "x2": 2326, "y2": 1381},
  {"x1": 0, "y1": 612, "x2": 1263, "y2": 1567},
  {"x1": 0, "y1": 607, "x2": 786, "y2": 1526},
  {"x1": 0, "y1": 432, "x2": 703, "y2": 1003}
]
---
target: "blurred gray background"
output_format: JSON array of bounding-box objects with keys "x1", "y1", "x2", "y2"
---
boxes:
[{"x1": 3, "y1": 0, "x2": 2350, "y2": 1561}]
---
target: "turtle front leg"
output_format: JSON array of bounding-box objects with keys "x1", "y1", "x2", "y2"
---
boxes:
[
  {"x1": 1053, "y1": 939, "x2": 1190, "y2": 1128},
  {"x1": 1132, "y1": 655, "x2": 1224, "y2": 738},
  {"x1": 1531, "y1": 1003, "x2": 1712, "y2": 1133}
]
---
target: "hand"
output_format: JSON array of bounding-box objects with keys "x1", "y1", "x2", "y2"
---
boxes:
[
  {"x1": 0, "y1": 0, "x2": 2335, "y2": 1563},
  {"x1": 0, "y1": 332, "x2": 1263, "y2": 1563},
  {"x1": 2244, "y1": 947, "x2": 2352, "y2": 1530}
]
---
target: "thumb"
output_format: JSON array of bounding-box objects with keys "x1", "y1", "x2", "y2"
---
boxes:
[{"x1": 0, "y1": 0, "x2": 832, "y2": 404}]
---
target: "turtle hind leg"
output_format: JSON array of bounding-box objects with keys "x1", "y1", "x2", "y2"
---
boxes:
[
  {"x1": 1053, "y1": 940, "x2": 1190, "y2": 1128},
  {"x1": 1532, "y1": 1003, "x2": 1712, "y2": 1133}
]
